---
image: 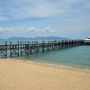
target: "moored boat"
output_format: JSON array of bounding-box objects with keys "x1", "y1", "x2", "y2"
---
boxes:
[{"x1": 84, "y1": 36, "x2": 90, "y2": 44}]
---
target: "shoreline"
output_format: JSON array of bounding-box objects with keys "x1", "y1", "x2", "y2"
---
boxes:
[
  {"x1": 6, "y1": 58, "x2": 90, "y2": 72},
  {"x1": 1, "y1": 58, "x2": 90, "y2": 73},
  {"x1": 0, "y1": 59, "x2": 90, "y2": 90}
]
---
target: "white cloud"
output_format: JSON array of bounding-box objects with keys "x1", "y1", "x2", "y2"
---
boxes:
[
  {"x1": 42, "y1": 26, "x2": 55, "y2": 33},
  {"x1": 0, "y1": 27, "x2": 3, "y2": 31},
  {"x1": 28, "y1": 26, "x2": 39, "y2": 32},
  {"x1": 0, "y1": 17, "x2": 8, "y2": 21},
  {"x1": 0, "y1": 26, "x2": 55, "y2": 38},
  {"x1": 0, "y1": 0, "x2": 76, "y2": 19},
  {"x1": 0, "y1": 0, "x2": 89, "y2": 19},
  {"x1": 0, "y1": 0, "x2": 61, "y2": 19}
]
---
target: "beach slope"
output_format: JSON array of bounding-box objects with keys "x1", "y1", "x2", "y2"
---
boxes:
[{"x1": 0, "y1": 59, "x2": 90, "y2": 90}]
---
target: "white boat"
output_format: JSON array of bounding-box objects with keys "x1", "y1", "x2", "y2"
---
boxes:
[{"x1": 84, "y1": 36, "x2": 90, "y2": 43}]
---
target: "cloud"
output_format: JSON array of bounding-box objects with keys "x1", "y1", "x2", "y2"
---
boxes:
[
  {"x1": 1, "y1": 0, "x2": 88, "y2": 19},
  {"x1": 0, "y1": 0, "x2": 61, "y2": 19},
  {"x1": 42, "y1": 26, "x2": 55, "y2": 32},
  {"x1": 0, "y1": 0, "x2": 89, "y2": 20},
  {"x1": 0, "y1": 17, "x2": 8, "y2": 21},
  {"x1": 0, "y1": 27, "x2": 3, "y2": 31},
  {"x1": 0, "y1": 26, "x2": 55, "y2": 38},
  {"x1": 28, "y1": 26, "x2": 39, "y2": 32},
  {"x1": 13, "y1": 1, "x2": 60, "y2": 18}
]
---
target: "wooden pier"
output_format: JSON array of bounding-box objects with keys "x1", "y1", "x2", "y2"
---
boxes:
[{"x1": 0, "y1": 40, "x2": 84, "y2": 58}]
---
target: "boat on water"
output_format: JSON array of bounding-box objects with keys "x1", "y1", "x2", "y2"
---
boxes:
[
  {"x1": 84, "y1": 36, "x2": 90, "y2": 44},
  {"x1": 85, "y1": 36, "x2": 90, "y2": 42}
]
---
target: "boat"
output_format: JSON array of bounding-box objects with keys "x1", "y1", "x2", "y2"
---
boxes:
[{"x1": 84, "y1": 36, "x2": 90, "y2": 44}]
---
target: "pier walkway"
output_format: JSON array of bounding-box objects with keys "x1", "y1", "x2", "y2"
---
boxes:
[{"x1": 0, "y1": 40, "x2": 85, "y2": 58}]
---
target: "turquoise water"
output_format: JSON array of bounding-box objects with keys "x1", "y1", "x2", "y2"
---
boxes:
[{"x1": 15, "y1": 45, "x2": 90, "y2": 70}]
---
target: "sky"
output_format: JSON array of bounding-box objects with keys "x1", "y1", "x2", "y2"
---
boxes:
[{"x1": 0, "y1": 0, "x2": 90, "y2": 39}]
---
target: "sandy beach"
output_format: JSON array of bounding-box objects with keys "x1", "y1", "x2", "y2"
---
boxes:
[{"x1": 0, "y1": 59, "x2": 90, "y2": 90}]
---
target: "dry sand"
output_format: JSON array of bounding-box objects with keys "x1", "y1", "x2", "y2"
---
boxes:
[{"x1": 0, "y1": 59, "x2": 90, "y2": 90}]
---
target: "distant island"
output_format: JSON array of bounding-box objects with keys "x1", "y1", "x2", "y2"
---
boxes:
[{"x1": 0, "y1": 36, "x2": 70, "y2": 40}]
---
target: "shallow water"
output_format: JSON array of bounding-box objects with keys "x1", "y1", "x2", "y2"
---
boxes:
[{"x1": 15, "y1": 45, "x2": 90, "y2": 70}]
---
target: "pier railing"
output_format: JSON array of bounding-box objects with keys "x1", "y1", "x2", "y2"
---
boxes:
[{"x1": 0, "y1": 40, "x2": 84, "y2": 58}]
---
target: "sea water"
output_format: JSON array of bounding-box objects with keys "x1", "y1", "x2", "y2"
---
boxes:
[{"x1": 15, "y1": 45, "x2": 90, "y2": 71}]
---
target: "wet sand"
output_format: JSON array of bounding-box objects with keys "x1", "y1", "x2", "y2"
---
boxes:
[{"x1": 0, "y1": 59, "x2": 90, "y2": 90}]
